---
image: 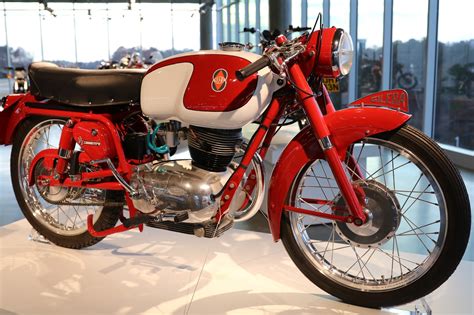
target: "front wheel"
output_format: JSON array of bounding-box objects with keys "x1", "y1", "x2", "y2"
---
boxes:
[{"x1": 281, "y1": 125, "x2": 470, "y2": 308}]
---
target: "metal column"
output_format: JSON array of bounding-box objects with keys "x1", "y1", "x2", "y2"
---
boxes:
[
  {"x1": 381, "y1": 0, "x2": 393, "y2": 90},
  {"x1": 255, "y1": 0, "x2": 261, "y2": 52},
  {"x1": 3, "y1": 3, "x2": 11, "y2": 91},
  {"x1": 244, "y1": 0, "x2": 250, "y2": 44},
  {"x1": 200, "y1": 1, "x2": 214, "y2": 50},
  {"x1": 235, "y1": 0, "x2": 240, "y2": 42},
  {"x1": 323, "y1": 0, "x2": 330, "y2": 27},
  {"x1": 423, "y1": 0, "x2": 439, "y2": 136},
  {"x1": 216, "y1": 0, "x2": 223, "y2": 46},
  {"x1": 269, "y1": 0, "x2": 291, "y2": 33},
  {"x1": 226, "y1": 0, "x2": 231, "y2": 41},
  {"x1": 301, "y1": 0, "x2": 307, "y2": 27},
  {"x1": 348, "y1": 0, "x2": 358, "y2": 102}
]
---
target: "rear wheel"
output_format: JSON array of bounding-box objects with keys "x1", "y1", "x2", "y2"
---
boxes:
[
  {"x1": 11, "y1": 117, "x2": 123, "y2": 249},
  {"x1": 281, "y1": 125, "x2": 470, "y2": 307}
]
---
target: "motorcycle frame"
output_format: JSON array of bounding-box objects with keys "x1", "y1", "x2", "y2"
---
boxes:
[{"x1": 0, "y1": 67, "x2": 411, "y2": 240}]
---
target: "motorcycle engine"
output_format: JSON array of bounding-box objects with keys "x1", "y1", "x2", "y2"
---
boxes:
[
  {"x1": 188, "y1": 125, "x2": 242, "y2": 172},
  {"x1": 130, "y1": 160, "x2": 247, "y2": 223}
]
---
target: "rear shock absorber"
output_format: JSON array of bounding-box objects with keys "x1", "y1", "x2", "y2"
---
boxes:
[{"x1": 55, "y1": 119, "x2": 76, "y2": 176}]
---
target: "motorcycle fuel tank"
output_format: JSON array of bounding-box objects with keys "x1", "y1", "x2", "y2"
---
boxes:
[{"x1": 140, "y1": 50, "x2": 282, "y2": 129}]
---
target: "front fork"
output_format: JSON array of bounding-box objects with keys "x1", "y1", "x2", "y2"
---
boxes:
[{"x1": 288, "y1": 64, "x2": 367, "y2": 225}]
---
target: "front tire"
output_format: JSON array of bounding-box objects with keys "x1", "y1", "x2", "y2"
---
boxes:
[
  {"x1": 11, "y1": 117, "x2": 123, "y2": 249},
  {"x1": 280, "y1": 125, "x2": 470, "y2": 308}
]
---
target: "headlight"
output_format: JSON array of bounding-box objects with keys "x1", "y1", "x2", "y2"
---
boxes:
[
  {"x1": 301, "y1": 27, "x2": 354, "y2": 78},
  {"x1": 332, "y1": 30, "x2": 354, "y2": 76}
]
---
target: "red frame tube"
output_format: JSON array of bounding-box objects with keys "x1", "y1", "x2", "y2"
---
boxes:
[
  {"x1": 235, "y1": 102, "x2": 287, "y2": 210},
  {"x1": 215, "y1": 98, "x2": 284, "y2": 220}
]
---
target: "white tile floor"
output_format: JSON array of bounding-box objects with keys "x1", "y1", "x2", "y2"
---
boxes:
[
  {"x1": 0, "y1": 219, "x2": 473, "y2": 315},
  {"x1": 1, "y1": 130, "x2": 474, "y2": 314}
]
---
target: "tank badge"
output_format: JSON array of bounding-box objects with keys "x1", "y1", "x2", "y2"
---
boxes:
[{"x1": 211, "y1": 69, "x2": 228, "y2": 92}]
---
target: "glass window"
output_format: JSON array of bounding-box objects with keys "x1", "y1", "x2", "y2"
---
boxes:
[
  {"x1": 238, "y1": 0, "x2": 246, "y2": 44},
  {"x1": 260, "y1": 0, "x2": 269, "y2": 31},
  {"x1": 248, "y1": 0, "x2": 258, "y2": 50},
  {"x1": 292, "y1": 0, "x2": 302, "y2": 29},
  {"x1": 171, "y1": 4, "x2": 200, "y2": 52},
  {"x1": 141, "y1": 3, "x2": 173, "y2": 52},
  {"x1": 329, "y1": 0, "x2": 349, "y2": 30},
  {"x1": 4, "y1": 3, "x2": 42, "y2": 63},
  {"x1": 222, "y1": 5, "x2": 228, "y2": 42},
  {"x1": 434, "y1": 0, "x2": 474, "y2": 150},
  {"x1": 107, "y1": 3, "x2": 141, "y2": 62},
  {"x1": 40, "y1": 3, "x2": 76, "y2": 64},
  {"x1": 357, "y1": 0, "x2": 384, "y2": 98},
  {"x1": 229, "y1": 3, "x2": 236, "y2": 42},
  {"x1": 212, "y1": 4, "x2": 217, "y2": 49},
  {"x1": 307, "y1": 0, "x2": 323, "y2": 28},
  {"x1": 0, "y1": 6, "x2": 5, "y2": 47},
  {"x1": 329, "y1": 0, "x2": 350, "y2": 108},
  {"x1": 74, "y1": 3, "x2": 109, "y2": 64},
  {"x1": 0, "y1": 4, "x2": 8, "y2": 96},
  {"x1": 391, "y1": 0, "x2": 428, "y2": 130}
]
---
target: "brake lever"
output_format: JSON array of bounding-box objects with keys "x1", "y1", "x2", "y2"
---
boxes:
[{"x1": 264, "y1": 42, "x2": 306, "y2": 77}]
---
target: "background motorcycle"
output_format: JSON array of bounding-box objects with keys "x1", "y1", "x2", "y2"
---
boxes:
[
  {"x1": 5, "y1": 66, "x2": 29, "y2": 93},
  {"x1": 0, "y1": 15, "x2": 470, "y2": 309}
]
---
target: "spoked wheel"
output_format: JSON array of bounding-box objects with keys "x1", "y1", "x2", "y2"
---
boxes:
[
  {"x1": 11, "y1": 117, "x2": 123, "y2": 249},
  {"x1": 281, "y1": 125, "x2": 470, "y2": 308},
  {"x1": 397, "y1": 73, "x2": 418, "y2": 90}
]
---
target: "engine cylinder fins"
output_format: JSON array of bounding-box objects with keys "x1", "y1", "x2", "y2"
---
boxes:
[{"x1": 188, "y1": 125, "x2": 243, "y2": 172}]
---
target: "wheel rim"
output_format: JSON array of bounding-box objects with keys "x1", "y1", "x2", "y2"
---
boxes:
[
  {"x1": 288, "y1": 137, "x2": 447, "y2": 292},
  {"x1": 18, "y1": 119, "x2": 105, "y2": 236}
]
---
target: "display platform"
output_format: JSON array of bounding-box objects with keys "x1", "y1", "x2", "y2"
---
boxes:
[{"x1": 0, "y1": 219, "x2": 472, "y2": 315}]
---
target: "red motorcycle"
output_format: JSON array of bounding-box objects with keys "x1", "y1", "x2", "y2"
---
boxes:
[{"x1": 0, "y1": 21, "x2": 470, "y2": 308}]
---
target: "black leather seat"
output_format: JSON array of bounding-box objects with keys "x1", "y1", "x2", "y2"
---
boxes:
[{"x1": 28, "y1": 62, "x2": 147, "y2": 107}]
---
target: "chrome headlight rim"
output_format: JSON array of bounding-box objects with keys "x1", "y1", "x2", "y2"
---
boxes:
[{"x1": 332, "y1": 29, "x2": 354, "y2": 77}]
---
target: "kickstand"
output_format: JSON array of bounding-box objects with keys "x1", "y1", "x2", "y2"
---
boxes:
[
  {"x1": 414, "y1": 298, "x2": 432, "y2": 315},
  {"x1": 28, "y1": 228, "x2": 51, "y2": 245},
  {"x1": 384, "y1": 297, "x2": 432, "y2": 315}
]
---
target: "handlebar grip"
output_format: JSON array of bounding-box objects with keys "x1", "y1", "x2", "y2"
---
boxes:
[{"x1": 235, "y1": 56, "x2": 271, "y2": 81}]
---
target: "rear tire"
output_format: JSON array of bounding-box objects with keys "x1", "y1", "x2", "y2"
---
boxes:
[
  {"x1": 11, "y1": 117, "x2": 123, "y2": 249},
  {"x1": 280, "y1": 125, "x2": 470, "y2": 307}
]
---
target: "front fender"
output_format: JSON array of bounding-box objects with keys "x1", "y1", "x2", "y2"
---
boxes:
[{"x1": 267, "y1": 106, "x2": 411, "y2": 241}]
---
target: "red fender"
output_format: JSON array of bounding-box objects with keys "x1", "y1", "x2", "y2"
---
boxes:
[
  {"x1": 267, "y1": 106, "x2": 411, "y2": 241},
  {"x1": 0, "y1": 94, "x2": 28, "y2": 145},
  {"x1": 28, "y1": 149, "x2": 57, "y2": 186}
]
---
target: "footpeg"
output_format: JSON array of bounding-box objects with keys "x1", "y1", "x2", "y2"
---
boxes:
[
  {"x1": 174, "y1": 212, "x2": 189, "y2": 223},
  {"x1": 123, "y1": 215, "x2": 155, "y2": 228}
]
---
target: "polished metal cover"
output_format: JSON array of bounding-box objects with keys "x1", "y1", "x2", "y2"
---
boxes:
[{"x1": 131, "y1": 159, "x2": 232, "y2": 223}]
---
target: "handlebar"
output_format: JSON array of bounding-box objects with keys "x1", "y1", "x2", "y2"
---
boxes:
[
  {"x1": 236, "y1": 55, "x2": 271, "y2": 81},
  {"x1": 243, "y1": 27, "x2": 257, "y2": 34},
  {"x1": 288, "y1": 26, "x2": 311, "y2": 32}
]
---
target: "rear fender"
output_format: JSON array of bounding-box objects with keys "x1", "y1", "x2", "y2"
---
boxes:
[
  {"x1": 28, "y1": 149, "x2": 57, "y2": 186},
  {"x1": 0, "y1": 94, "x2": 34, "y2": 145},
  {"x1": 267, "y1": 106, "x2": 411, "y2": 241}
]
